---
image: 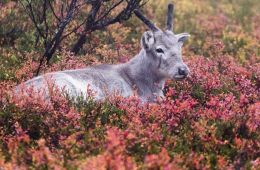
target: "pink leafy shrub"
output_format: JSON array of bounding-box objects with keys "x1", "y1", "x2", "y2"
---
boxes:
[
  {"x1": 0, "y1": 1, "x2": 260, "y2": 169},
  {"x1": 1, "y1": 46, "x2": 260, "y2": 169},
  {"x1": 1, "y1": 50, "x2": 259, "y2": 170}
]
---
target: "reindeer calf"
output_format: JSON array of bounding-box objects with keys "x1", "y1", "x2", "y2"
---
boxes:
[{"x1": 17, "y1": 4, "x2": 190, "y2": 102}]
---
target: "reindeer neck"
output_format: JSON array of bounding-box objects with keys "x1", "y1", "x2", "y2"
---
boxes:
[{"x1": 120, "y1": 49, "x2": 166, "y2": 93}]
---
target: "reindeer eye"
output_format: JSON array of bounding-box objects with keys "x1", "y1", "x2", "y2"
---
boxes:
[{"x1": 156, "y1": 48, "x2": 164, "y2": 54}]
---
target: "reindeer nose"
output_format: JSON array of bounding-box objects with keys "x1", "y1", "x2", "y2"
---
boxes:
[{"x1": 178, "y1": 67, "x2": 188, "y2": 76}]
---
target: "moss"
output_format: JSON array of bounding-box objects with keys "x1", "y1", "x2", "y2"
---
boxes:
[
  {"x1": 127, "y1": 142, "x2": 148, "y2": 163},
  {"x1": 191, "y1": 135, "x2": 204, "y2": 153},
  {"x1": 100, "y1": 102, "x2": 125, "y2": 128},
  {"x1": 173, "y1": 138, "x2": 191, "y2": 154},
  {"x1": 216, "y1": 121, "x2": 235, "y2": 142},
  {"x1": 237, "y1": 123, "x2": 250, "y2": 139},
  {"x1": 191, "y1": 84, "x2": 206, "y2": 104},
  {"x1": 218, "y1": 144, "x2": 238, "y2": 160},
  {"x1": 148, "y1": 141, "x2": 161, "y2": 155},
  {"x1": 209, "y1": 154, "x2": 217, "y2": 170},
  {"x1": 0, "y1": 104, "x2": 18, "y2": 134}
]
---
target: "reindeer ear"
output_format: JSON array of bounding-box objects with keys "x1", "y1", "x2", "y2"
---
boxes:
[
  {"x1": 141, "y1": 31, "x2": 155, "y2": 50},
  {"x1": 176, "y1": 33, "x2": 190, "y2": 45}
]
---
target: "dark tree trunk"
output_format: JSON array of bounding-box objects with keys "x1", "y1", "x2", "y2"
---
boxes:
[
  {"x1": 71, "y1": 34, "x2": 87, "y2": 54},
  {"x1": 20, "y1": 0, "x2": 144, "y2": 75},
  {"x1": 35, "y1": 38, "x2": 61, "y2": 76},
  {"x1": 35, "y1": 47, "x2": 54, "y2": 76}
]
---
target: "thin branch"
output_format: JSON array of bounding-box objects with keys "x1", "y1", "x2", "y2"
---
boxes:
[
  {"x1": 134, "y1": 9, "x2": 159, "y2": 32},
  {"x1": 48, "y1": 0, "x2": 78, "y2": 54},
  {"x1": 86, "y1": 0, "x2": 102, "y2": 25},
  {"x1": 60, "y1": 2, "x2": 65, "y2": 19},
  {"x1": 47, "y1": 0, "x2": 61, "y2": 22},
  {"x1": 95, "y1": 0, "x2": 124, "y2": 23},
  {"x1": 19, "y1": 0, "x2": 46, "y2": 39},
  {"x1": 92, "y1": 0, "x2": 141, "y2": 30},
  {"x1": 36, "y1": 0, "x2": 78, "y2": 75},
  {"x1": 42, "y1": 0, "x2": 49, "y2": 42},
  {"x1": 61, "y1": 19, "x2": 88, "y2": 40}
]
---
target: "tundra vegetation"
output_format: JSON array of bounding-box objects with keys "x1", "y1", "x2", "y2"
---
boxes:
[
  {"x1": 16, "y1": 3, "x2": 191, "y2": 102},
  {"x1": 0, "y1": 0, "x2": 260, "y2": 169}
]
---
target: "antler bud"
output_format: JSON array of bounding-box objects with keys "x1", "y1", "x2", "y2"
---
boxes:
[{"x1": 166, "y1": 3, "x2": 174, "y2": 31}]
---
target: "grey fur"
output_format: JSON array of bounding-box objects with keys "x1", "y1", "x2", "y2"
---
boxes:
[{"x1": 16, "y1": 4, "x2": 190, "y2": 102}]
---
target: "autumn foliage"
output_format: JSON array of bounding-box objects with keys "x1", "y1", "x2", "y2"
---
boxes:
[{"x1": 0, "y1": 0, "x2": 260, "y2": 169}]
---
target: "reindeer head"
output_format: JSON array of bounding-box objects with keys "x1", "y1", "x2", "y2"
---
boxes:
[{"x1": 134, "y1": 4, "x2": 190, "y2": 80}]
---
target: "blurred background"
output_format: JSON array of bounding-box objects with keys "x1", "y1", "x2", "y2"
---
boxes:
[{"x1": 0, "y1": 0, "x2": 259, "y2": 81}]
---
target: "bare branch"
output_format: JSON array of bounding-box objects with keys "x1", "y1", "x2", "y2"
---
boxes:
[
  {"x1": 19, "y1": 0, "x2": 46, "y2": 39},
  {"x1": 61, "y1": 19, "x2": 88, "y2": 40},
  {"x1": 134, "y1": 9, "x2": 159, "y2": 32},
  {"x1": 47, "y1": 0, "x2": 61, "y2": 22},
  {"x1": 36, "y1": 0, "x2": 78, "y2": 75},
  {"x1": 95, "y1": 0, "x2": 124, "y2": 23},
  {"x1": 93, "y1": 0, "x2": 141, "y2": 30},
  {"x1": 19, "y1": 0, "x2": 149, "y2": 74},
  {"x1": 42, "y1": 0, "x2": 49, "y2": 41},
  {"x1": 71, "y1": 0, "x2": 144, "y2": 54}
]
